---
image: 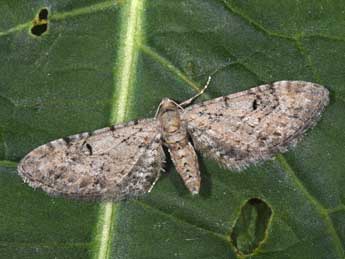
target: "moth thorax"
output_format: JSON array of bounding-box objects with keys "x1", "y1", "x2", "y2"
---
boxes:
[{"x1": 158, "y1": 99, "x2": 182, "y2": 133}]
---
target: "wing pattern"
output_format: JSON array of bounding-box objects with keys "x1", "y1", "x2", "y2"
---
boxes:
[{"x1": 18, "y1": 119, "x2": 165, "y2": 200}]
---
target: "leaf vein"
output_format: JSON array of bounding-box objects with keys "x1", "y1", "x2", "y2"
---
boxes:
[
  {"x1": 134, "y1": 200, "x2": 231, "y2": 242},
  {"x1": 276, "y1": 155, "x2": 345, "y2": 256},
  {"x1": 219, "y1": 0, "x2": 292, "y2": 40},
  {"x1": 294, "y1": 35, "x2": 321, "y2": 81},
  {"x1": 0, "y1": 160, "x2": 17, "y2": 168},
  {"x1": 140, "y1": 44, "x2": 211, "y2": 100}
]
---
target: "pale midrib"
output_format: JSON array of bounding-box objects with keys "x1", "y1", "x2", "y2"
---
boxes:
[{"x1": 94, "y1": 1, "x2": 144, "y2": 259}]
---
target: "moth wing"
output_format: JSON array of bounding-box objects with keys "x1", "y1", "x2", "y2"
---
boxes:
[
  {"x1": 18, "y1": 119, "x2": 165, "y2": 201},
  {"x1": 182, "y1": 81, "x2": 329, "y2": 170}
]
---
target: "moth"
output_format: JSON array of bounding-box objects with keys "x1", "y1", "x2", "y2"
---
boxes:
[{"x1": 18, "y1": 80, "x2": 329, "y2": 200}]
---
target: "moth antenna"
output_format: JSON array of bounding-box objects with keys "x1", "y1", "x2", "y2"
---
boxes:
[
  {"x1": 154, "y1": 99, "x2": 165, "y2": 119},
  {"x1": 180, "y1": 76, "x2": 211, "y2": 107}
]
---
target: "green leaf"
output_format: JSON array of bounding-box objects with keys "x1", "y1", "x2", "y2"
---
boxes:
[{"x1": 1, "y1": 0, "x2": 344, "y2": 258}]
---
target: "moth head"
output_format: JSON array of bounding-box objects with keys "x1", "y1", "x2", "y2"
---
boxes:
[
  {"x1": 157, "y1": 98, "x2": 182, "y2": 132},
  {"x1": 159, "y1": 98, "x2": 179, "y2": 112},
  {"x1": 156, "y1": 98, "x2": 180, "y2": 117}
]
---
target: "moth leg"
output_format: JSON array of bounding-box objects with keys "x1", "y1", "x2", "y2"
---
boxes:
[
  {"x1": 148, "y1": 170, "x2": 161, "y2": 193},
  {"x1": 180, "y1": 76, "x2": 211, "y2": 107}
]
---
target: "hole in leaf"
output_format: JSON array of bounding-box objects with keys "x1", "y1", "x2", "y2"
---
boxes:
[
  {"x1": 31, "y1": 8, "x2": 49, "y2": 36},
  {"x1": 38, "y1": 8, "x2": 48, "y2": 20},
  {"x1": 231, "y1": 198, "x2": 272, "y2": 255}
]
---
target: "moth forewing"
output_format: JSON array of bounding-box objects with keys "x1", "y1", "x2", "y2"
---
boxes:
[
  {"x1": 18, "y1": 119, "x2": 165, "y2": 201},
  {"x1": 182, "y1": 81, "x2": 329, "y2": 170}
]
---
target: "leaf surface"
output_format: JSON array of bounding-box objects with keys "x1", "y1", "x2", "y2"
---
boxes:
[{"x1": 0, "y1": 0, "x2": 344, "y2": 258}]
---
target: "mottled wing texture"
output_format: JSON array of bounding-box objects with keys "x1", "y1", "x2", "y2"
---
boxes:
[
  {"x1": 183, "y1": 81, "x2": 329, "y2": 170},
  {"x1": 18, "y1": 119, "x2": 165, "y2": 201}
]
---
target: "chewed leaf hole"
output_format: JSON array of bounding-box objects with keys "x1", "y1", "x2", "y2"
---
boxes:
[
  {"x1": 31, "y1": 8, "x2": 49, "y2": 36},
  {"x1": 231, "y1": 198, "x2": 272, "y2": 255},
  {"x1": 38, "y1": 8, "x2": 48, "y2": 20}
]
